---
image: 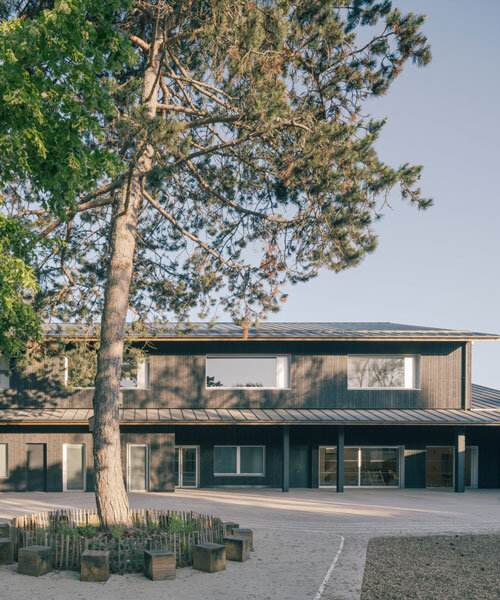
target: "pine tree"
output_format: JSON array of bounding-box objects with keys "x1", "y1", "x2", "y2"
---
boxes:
[{"x1": 0, "y1": 0, "x2": 431, "y2": 526}]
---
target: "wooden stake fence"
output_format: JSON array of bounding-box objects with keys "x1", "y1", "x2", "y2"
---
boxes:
[{"x1": 9, "y1": 508, "x2": 224, "y2": 572}]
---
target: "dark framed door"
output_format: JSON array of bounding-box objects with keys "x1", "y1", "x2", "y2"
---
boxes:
[
  {"x1": 174, "y1": 446, "x2": 199, "y2": 488},
  {"x1": 26, "y1": 443, "x2": 47, "y2": 491}
]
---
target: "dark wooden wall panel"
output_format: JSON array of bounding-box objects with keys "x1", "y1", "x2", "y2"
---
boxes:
[
  {"x1": 0, "y1": 430, "x2": 93, "y2": 492},
  {"x1": 0, "y1": 340, "x2": 464, "y2": 410},
  {"x1": 120, "y1": 431, "x2": 175, "y2": 492}
]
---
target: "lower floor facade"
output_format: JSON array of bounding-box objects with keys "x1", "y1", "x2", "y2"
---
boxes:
[{"x1": 1, "y1": 425, "x2": 499, "y2": 494}]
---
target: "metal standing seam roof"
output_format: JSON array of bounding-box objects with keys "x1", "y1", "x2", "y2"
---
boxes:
[
  {"x1": 1, "y1": 385, "x2": 500, "y2": 426},
  {"x1": 471, "y1": 383, "x2": 500, "y2": 409},
  {"x1": 41, "y1": 322, "x2": 500, "y2": 341}
]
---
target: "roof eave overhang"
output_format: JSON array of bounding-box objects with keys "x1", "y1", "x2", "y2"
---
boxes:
[
  {"x1": 2, "y1": 419, "x2": 499, "y2": 426},
  {"x1": 43, "y1": 336, "x2": 500, "y2": 343}
]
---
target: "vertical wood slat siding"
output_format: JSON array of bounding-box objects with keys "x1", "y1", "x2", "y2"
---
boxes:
[
  {"x1": 0, "y1": 341, "x2": 464, "y2": 410},
  {"x1": 0, "y1": 430, "x2": 93, "y2": 492},
  {"x1": 153, "y1": 341, "x2": 463, "y2": 410}
]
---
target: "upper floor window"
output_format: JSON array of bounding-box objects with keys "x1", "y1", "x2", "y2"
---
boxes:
[
  {"x1": 347, "y1": 355, "x2": 419, "y2": 390},
  {"x1": 120, "y1": 358, "x2": 150, "y2": 389},
  {"x1": 206, "y1": 355, "x2": 289, "y2": 389},
  {"x1": 0, "y1": 356, "x2": 10, "y2": 390},
  {"x1": 63, "y1": 356, "x2": 150, "y2": 390}
]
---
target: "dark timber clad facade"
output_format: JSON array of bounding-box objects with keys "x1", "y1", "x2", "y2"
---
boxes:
[{"x1": 0, "y1": 322, "x2": 499, "y2": 493}]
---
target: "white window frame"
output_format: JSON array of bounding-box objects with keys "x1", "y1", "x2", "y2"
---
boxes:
[
  {"x1": 175, "y1": 445, "x2": 200, "y2": 488},
  {"x1": 318, "y1": 445, "x2": 404, "y2": 488},
  {"x1": 127, "y1": 443, "x2": 149, "y2": 492},
  {"x1": 347, "y1": 355, "x2": 420, "y2": 390},
  {"x1": 63, "y1": 356, "x2": 150, "y2": 390},
  {"x1": 0, "y1": 443, "x2": 8, "y2": 478},
  {"x1": 62, "y1": 443, "x2": 86, "y2": 492},
  {"x1": 213, "y1": 445, "x2": 266, "y2": 476},
  {"x1": 205, "y1": 355, "x2": 290, "y2": 390},
  {"x1": 0, "y1": 356, "x2": 10, "y2": 390}
]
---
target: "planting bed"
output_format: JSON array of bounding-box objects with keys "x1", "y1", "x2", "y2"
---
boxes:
[{"x1": 8, "y1": 508, "x2": 224, "y2": 573}]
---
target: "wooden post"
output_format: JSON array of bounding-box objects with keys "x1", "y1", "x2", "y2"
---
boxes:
[
  {"x1": 455, "y1": 428, "x2": 466, "y2": 493},
  {"x1": 282, "y1": 425, "x2": 290, "y2": 493},
  {"x1": 336, "y1": 425, "x2": 344, "y2": 493}
]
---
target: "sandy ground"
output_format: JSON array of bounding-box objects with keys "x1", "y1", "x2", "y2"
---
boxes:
[
  {"x1": 361, "y1": 534, "x2": 500, "y2": 600},
  {"x1": 0, "y1": 488, "x2": 499, "y2": 600}
]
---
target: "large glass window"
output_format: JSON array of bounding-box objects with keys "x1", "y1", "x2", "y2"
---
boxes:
[
  {"x1": 0, "y1": 444, "x2": 7, "y2": 478},
  {"x1": 214, "y1": 446, "x2": 237, "y2": 474},
  {"x1": 344, "y1": 448, "x2": 360, "y2": 485},
  {"x1": 319, "y1": 447, "x2": 401, "y2": 487},
  {"x1": 120, "y1": 359, "x2": 150, "y2": 389},
  {"x1": 319, "y1": 447, "x2": 337, "y2": 487},
  {"x1": 348, "y1": 356, "x2": 419, "y2": 389},
  {"x1": 63, "y1": 444, "x2": 85, "y2": 491},
  {"x1": 360, "y1": 448, "x2": 399, "y2": 486},
  {"x1": 64, "y1": 356, "x2": 149, "y2": 389},
  {"x1": 206, "y1": 356, "x2": 289, "y2": 389},
  {"x1": 214, "y1": 446, "x2": 265, "y2": 475}
]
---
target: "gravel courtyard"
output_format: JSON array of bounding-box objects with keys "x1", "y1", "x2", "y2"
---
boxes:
[
  {"x1": 361, "y1": 534, "x2": 500, "y2": 600},
  {"x1": 0, "y1": 488, "x2": 499, "y2": 600}
]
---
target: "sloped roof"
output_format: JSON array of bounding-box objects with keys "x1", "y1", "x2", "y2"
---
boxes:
[
  {"x1": 471, "y1": 383, "x2": 500, "y2": 410},
  {"x1": 42, "y1": 322, "x2": 500, "y2": 341},
  {"x1": 1, "y1": 383, "x2": 499, "y2": 426}
]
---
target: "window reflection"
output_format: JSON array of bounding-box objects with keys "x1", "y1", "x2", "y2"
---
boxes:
[
  {"x1": 319, "y1": 446, "x2": 400, "y2": 487},
  {"x1": 348, "y1": 356, "x2": 417, "y2": 389},
  {"x1": 206, "y1": 356, "x2": 288, "y2": 388}
]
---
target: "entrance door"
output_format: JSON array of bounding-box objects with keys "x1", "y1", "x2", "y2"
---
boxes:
[
  {"x1": 175, "y1": 446, "x2": 199, "y2": 488},
  {"x1": 26, "y1": 444, "x2": 46, "y2": 491},
  {"x1": 128, "y1": 444, "x2": 148, "y2": 491},
  {"x1": 426, "y1": 446, "x2": 454, "y2": 488},
  {"x1": 63, "y1": 444, "x2": 85, "y2": 491}
]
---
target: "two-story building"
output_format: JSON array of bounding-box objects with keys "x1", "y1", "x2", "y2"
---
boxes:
[{"x1": 0, "y1": 322, "x2": 499, "y2": 494}]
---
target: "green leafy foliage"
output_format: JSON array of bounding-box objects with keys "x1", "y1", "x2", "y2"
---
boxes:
[
  {"x1": 0, "y1": 0, "x2": 134, "y2": 216},
  {"x1": 0, "y1": 211, "x2": 40, "y2": 358}
]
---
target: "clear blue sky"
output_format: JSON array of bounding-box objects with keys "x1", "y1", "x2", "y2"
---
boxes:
[{"x1": 270, "y1": 1, "x2": 500, "y2": 388}]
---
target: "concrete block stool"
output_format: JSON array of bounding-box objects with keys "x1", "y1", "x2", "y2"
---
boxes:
[
  {"x1": 224, "y1": 521, "x2": 239, "y2": 536},
  {"x1": 81, "y1": 550, "x2": 110, "y2": 582},
  {"x1": 232, "y1": 528, "x2": 254, "y2": 551},
  {"x1": 192, "y1": 543, "x2": 226, "y2": 573},
  {"x1": 0, "y1": 520, "x2": 10, "y2": 538},
  {"x1": 0, "y1": 538, "x2": 14, "y2": 564},
  {"x1": 144, "y1": 549, "x2": 176, "y2": 581},
  {"x1": 223, "y1": 535, "x2": 250, "y2": 562},
  {"x1": 18, "y1": 545, "x2": 52, "y2": 577}
]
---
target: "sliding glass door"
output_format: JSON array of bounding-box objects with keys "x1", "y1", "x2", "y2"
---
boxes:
[{"x1": 319, "y1": 446, "x2": 401, "y2": 488}]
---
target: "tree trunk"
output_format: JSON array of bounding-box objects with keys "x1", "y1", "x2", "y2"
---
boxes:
[{"x1": 92, "y1": 36, "x2": 161, "y2": 528}]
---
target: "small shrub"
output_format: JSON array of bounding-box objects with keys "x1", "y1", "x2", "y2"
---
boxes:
[
  {"x1": 78, "y1": 525, "x2": 97, "y2": 538},
  {"x1": 168, "y1": 515, "x2": 197, "y2": 533},
  {"x1": 112, "y1": 525, "x2": 124, "y2": 539}
]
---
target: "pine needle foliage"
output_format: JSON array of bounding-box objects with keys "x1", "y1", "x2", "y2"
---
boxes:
[{"x1": 0, "y1": 0, "x2": 432, "y2": 328}]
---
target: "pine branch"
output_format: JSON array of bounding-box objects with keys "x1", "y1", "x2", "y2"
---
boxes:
[{"x1": 143, "y1": 189, "x2": 242, "y2": 270}]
